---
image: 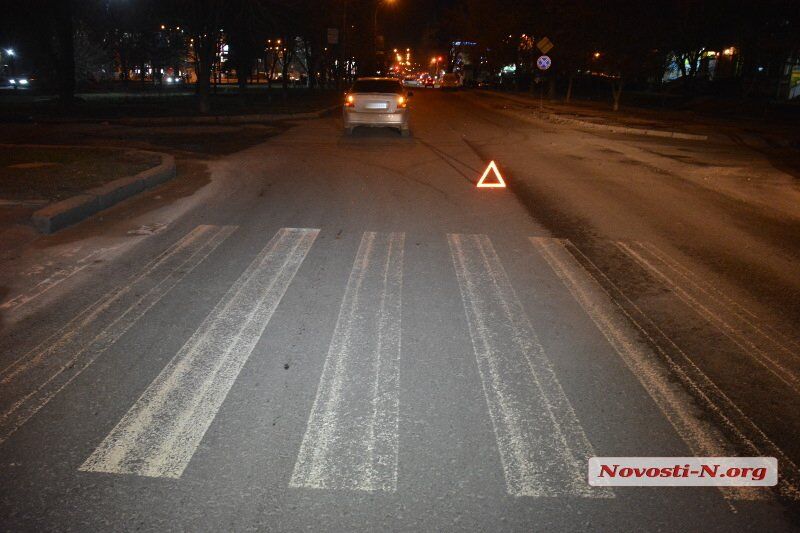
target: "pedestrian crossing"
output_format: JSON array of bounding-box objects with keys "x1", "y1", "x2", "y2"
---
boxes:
[
  {"x1": 0, "y1": 225, "x2": 236, "y2": 445},
  {"x1": 448, "y1": 233, "x2": 611, "y2": 498},
  {"x1": 291, "y1": 232, "x2": 404, "y2": 492},
  {"x1": 81, "y1": 228, "x2": 318, "y2": 478},
  {"x1": 1, "y1": 224, "x2": 797, "y2": 500}
]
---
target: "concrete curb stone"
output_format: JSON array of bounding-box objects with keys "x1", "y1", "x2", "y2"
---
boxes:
[
  {"x1": 31, "y1": 151, "x2": 176, "y2": 234},
  {"x1": 115, "y1": 104, "x2": 341, "y2": 126}
]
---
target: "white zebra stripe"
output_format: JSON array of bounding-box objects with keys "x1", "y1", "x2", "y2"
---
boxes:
[
  {"x1": 81, "y1": 228, "x2": 318, "y2": 478},
  {"x1": 290, "y1": 231, "x2": 404, "y2": 492},
  {"x1": 532, "y1": 237, "x2": 768, "y2": 501},
  {"x1": 447, "y1": 233, "x2": 611, "y2": 498},
  {"x1": 0, "y1": 225, "x2": 236, "y2": 445}
]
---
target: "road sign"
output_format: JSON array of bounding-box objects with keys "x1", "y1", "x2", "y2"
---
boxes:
[
  {"x1": 537, "y1": 36, "x2": 554, "y2": 54},
  {"x1": 477, "y1": 161, "x2": 506, "y2": 188},
  {"x1": 327, "y1": 28, "x2": 339, "y2": 44},
  {"x1": 537, "y1": 55, "x2": 552, "y2": 71}
]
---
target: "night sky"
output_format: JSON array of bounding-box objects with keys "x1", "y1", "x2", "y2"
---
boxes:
[{"x1": 380, "y1": 0, "x2": 454, "y2": 49}]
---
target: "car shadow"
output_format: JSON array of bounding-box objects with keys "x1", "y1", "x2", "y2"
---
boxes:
[{"x1": 344, "y1": 127, "x2": 412, "y2": 140}]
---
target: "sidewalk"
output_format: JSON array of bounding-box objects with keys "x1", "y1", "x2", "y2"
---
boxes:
[
  {"x1": 475, "y1": 90, "x2": 800, "y2": 149},
  {"x1": 0, "y1": 89, "x2": 341, "y2": 124}
]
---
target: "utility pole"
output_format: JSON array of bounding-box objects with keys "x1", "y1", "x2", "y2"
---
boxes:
[{"x1": 339, "y1": 0, "x2": 348, "y2": 89}]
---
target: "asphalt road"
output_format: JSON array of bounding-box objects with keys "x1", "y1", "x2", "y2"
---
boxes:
[{"x1": 1, "y1": 90, "x2": 799, "y2": 531}]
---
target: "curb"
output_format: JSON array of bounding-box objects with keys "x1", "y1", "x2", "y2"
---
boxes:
[
  {"x1": 31, "y1": 150, "x2": 176, "y2": 234},
  {"x1": 115, "y1": 104, "x2": 341, "y2": 126},
  {"x1": 476, "y1": 90, "x2": 708, "y2": 141},
  {"x1": 539, "y1": 112, "x2": 708, "y2": 141}
]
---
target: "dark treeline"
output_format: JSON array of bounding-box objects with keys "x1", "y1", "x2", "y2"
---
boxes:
[
  {"x1": 439, "y1": 0, "x2": 799, "y2": 108},
  {"x1": 2, "y1": 1, "x2": 798, "y2": 111},
  {"x1": 2, "y1": 0, "x2": 386, "y2": 110}
]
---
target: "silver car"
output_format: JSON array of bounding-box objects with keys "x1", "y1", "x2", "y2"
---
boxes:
[{"x1": 343, "y1": 78, "x2": 412, "y2": 137}]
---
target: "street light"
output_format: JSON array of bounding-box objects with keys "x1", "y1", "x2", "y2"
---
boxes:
[
  {"x1": 5, "y1": 49, "x2": 14, "y2": 57},
  {"x1": 430, "y1": 55, "x2": 443, "y2": 76},
  {"x1": 373, "y1": 0, "x2": 396, "y2": 72}
]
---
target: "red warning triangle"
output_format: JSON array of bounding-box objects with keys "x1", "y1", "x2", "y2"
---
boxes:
[{"x1": 476, "y1": 160, "x2": 506, "y2": 188}]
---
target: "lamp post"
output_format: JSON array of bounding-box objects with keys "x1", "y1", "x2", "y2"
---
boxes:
[
  {"x1": 430, "y1": 55, "x2": 442, "y2": 77},
  {"x1": 5, "y1": 49, "x2": 16, "y2": 79},
  {"x1": 339, "y1": 0, "x2": 348, "y2": 88},
  {"x1": 373, "y1": 0, "x2": 395, "y2": 74}
]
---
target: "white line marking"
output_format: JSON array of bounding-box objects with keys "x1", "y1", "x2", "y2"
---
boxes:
[
  {"x1": 636, "y1": 241, "x2": 800, "y2": 358},
  {"x1": 0, "y1": 247, "x2": 107, "y2": 312},
  {"x1": 532, "y1": 237, "x2": 767, "y2": 501},
  {"x1": 616, "y1": 241, "x2": 800, "y2": 394},
  {"x1": 447, "y1": 233, "x2": 611, "y2": 498},
  {"x1": 0, "y1": 225, "x2": 236, "y2": 444},
  {"x1": 81, "y1": 228, "x2": 318, "y2": 479},
  {"x1": 290, "y1": 231, "x2": 404, "y2": 492},
  {"x1": 547, "y1": 239, "x2": 800, "y2": 500}
]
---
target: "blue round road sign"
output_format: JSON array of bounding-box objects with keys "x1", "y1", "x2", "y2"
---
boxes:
[{"x1": 537, "y1": 55, "x2": 551, "y2": 70}]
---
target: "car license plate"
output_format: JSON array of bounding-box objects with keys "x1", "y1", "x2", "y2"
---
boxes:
[{"x1": 365, "y1": 102, "x2": 388, "y2": 110}]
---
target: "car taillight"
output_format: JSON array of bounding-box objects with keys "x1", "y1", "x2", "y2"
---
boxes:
[
  {"x1": 397, "y1": 96, "x2": 406, "y2": 108},
  {"x1": 345, "y1": 94, "x2": 355, "y2": 107}
]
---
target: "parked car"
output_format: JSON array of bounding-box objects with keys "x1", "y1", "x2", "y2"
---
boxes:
[
  {"x1": 440, "y1": 72, "x2": 462, "y2": 90},
  {"x1": 343, "y1": 77, "x2": 413, "y2": 137}
]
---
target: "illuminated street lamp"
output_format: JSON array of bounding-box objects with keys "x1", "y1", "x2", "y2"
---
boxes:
[{"x1": 430, "y1": 55, "x2": 443, "y2": 76}]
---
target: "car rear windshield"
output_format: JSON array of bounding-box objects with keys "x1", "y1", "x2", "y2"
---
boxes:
[{"x1": 351, "y1": 79, "x2": 403, "y2": 94}]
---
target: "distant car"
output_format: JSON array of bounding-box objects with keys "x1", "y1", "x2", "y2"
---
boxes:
[
  {"x1": 0, "y1": 75, "x2": 32, "y2": 90},
  {"x1": 423, "y1": 77, "x2": 435, "y2": 88},
  {"x1": 343, "y1": 77, "x2": 412, "y2": 137},
  {"x1": 402, "y1": 77, "x2": 422, "y2": 88},
  {"x1": 440, "y1": 72, "x2": 462, "y2": 90}
]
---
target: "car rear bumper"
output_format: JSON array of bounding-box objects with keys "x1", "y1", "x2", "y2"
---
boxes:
[{"x1": 343, "y1": 109, "x2": 408, "y2": 128}]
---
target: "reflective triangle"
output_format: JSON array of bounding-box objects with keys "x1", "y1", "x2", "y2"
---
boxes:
[{"x1": 477, "y1": 160, "x2": 507, "y2": 188}]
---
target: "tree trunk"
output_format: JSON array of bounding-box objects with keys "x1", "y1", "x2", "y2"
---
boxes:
[
  {"x1": 282, "y1": 44, "x2": 293, "y2": 103},
  {"x1": 194, "y1": 34, "x2": 215, "y2": 114},
  {"x1": 237, "y1": 56, "x2": 251, "y2": 96},
  {"x1": 54, "y1": 0, "x2": 76, "y2": 106},
  {"x1": 565, "y1": 74, "x2": 574, "y2": 103},
  {"x1": 611, "y1": 78, "x2": 624, "y2": 111}
]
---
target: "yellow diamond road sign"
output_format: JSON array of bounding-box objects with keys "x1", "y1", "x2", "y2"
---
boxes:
[{"x1": 537, "y1": 36, "x2": 554, "y2": 54}]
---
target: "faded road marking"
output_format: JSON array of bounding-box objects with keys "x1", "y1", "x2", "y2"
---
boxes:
[
  {"x1": 290, "y1": 232, "x2": 404, "y2": 492},
  {"x1": 616, "y1": 241, "x2": 800, "y2": 394},
  {"x1": 447, "y1": 233, "x2": 610, "y2": 498},
  {"x1": 81, "y1": 228, "x2": 318, "y2": 478},
  {"x1": 533, "y1": 237, "x2": 767, "y2": 501},
  {"x1": 0, "y1": 225, "x2": 235, "y2": 445},
  {"x1": 637, "y1": 241, "x2": 800, "y2": 359},
  {"x1": 0, "y1": 245, "x2": 123, "y2": 313}
]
